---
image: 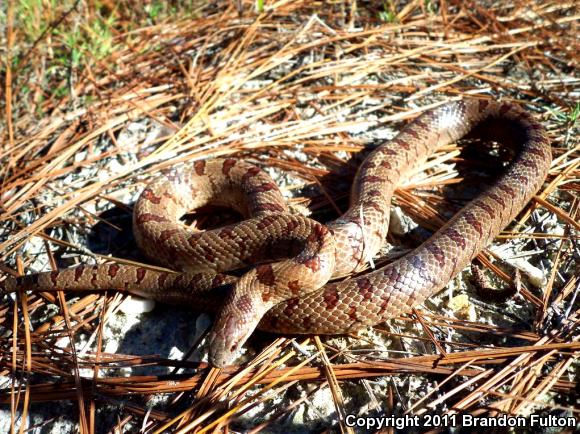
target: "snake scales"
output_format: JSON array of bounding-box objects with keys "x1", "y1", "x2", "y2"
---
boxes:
[{"x1": 1, "y1": 100, "x2": 551, "y2": 367}]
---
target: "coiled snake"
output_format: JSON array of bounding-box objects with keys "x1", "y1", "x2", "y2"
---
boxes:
[{"x1": 1, "y1": 100, "x2": 551, "y2": 367}]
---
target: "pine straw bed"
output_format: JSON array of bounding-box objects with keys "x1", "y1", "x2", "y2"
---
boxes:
[{"x1": 1, "y1": 1, "x2": 579, "y2": 433}]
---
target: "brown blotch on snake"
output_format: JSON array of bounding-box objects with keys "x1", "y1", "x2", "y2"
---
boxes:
[{"x1": 0, "y1": 100, "x2": 551, "y2": 368}]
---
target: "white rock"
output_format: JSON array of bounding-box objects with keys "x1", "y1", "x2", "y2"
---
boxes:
[
  {"x1": 119, "y1": 296, "x2": 156, "y2": 315},
  {"x1": 389, "y1": 207, "x2": 417, "y2": 237}
]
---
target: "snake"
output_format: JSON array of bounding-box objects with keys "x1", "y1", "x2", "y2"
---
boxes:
[{"x1": 1, "y1": 100, "x2": 551, "y2": 367}]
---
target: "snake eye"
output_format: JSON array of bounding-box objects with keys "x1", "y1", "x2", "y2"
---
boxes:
[{"x1": 230, "y1": 344, "x2": 238, "y2": 352}]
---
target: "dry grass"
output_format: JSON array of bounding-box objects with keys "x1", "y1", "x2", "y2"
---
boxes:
[{"x1": 1, "y1": 0, "x2": 579, "y2": 432}]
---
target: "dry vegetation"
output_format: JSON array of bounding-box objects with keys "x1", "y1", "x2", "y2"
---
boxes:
[{"x1": 0, "y1": 0, "x2": 579, "y2": 433}]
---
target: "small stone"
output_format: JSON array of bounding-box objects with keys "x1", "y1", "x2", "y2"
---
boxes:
[
  {"x1": 506, "y1": 258, "x2": 546, "y2": 288},
  {"x1": 389, "y1": 207, "x2": 417, "y2": 236},
  {"x1": 448, "y1": 294, "x2": 477, "y2": 320},
  {"x1": 119, "y1": 296, "x2": 156, "y2": 314}
]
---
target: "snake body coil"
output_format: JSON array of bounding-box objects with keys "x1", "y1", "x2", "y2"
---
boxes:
[{"x1": 1, "y1": 100, "x2": 551, "y2": 367}]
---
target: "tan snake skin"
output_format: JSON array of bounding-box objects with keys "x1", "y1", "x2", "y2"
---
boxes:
[{"x1": 1, "y1": 100, "x2": 551, "y2": 367}]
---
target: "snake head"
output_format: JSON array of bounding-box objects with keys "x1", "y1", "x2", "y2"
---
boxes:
[
  {"x1": 206, "y1": 270, "x2": 277, "y2": 368},
  {"x1": 207, "y1": 311, "x2": 259, "y2": 368}
]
